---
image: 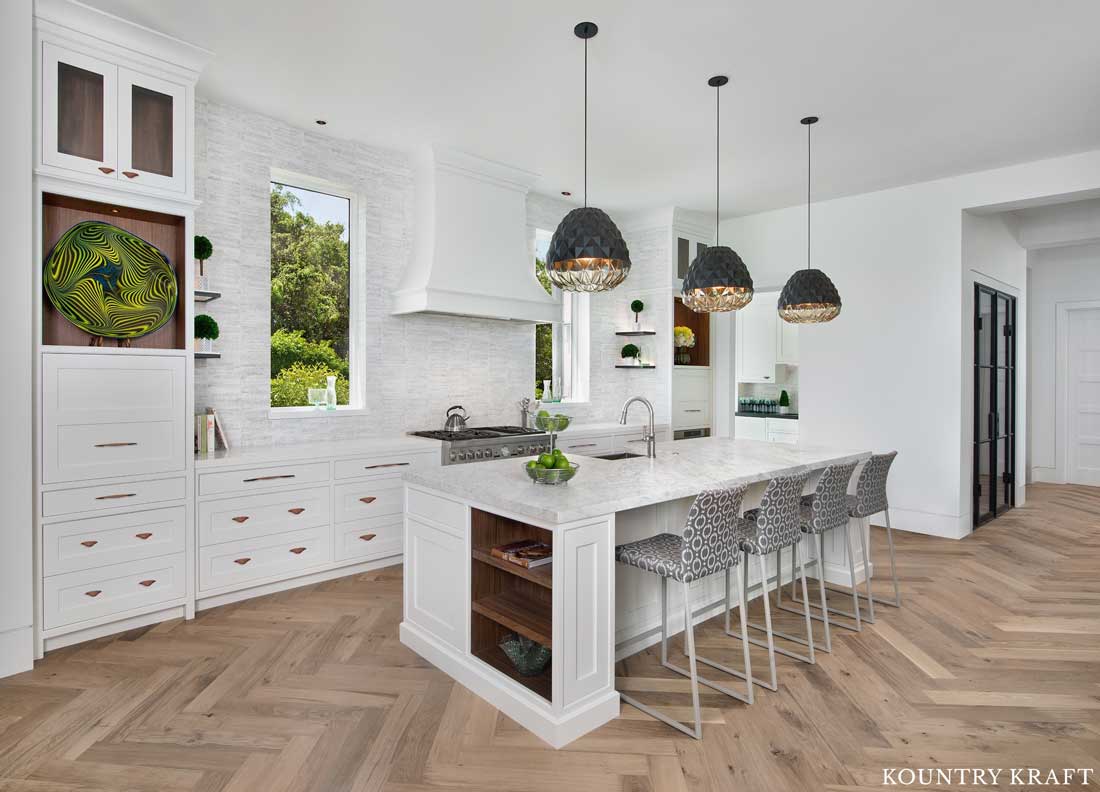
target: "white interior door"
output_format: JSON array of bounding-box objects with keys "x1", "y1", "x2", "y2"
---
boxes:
[{"x1": 1067, "y1": 308, "x2": 1100, "y2": 486}]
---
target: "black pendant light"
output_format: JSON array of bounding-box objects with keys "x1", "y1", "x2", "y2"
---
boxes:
[
  {"x1": 545, "y1": 22, "x2": 631, "y2": 293},
  {"x1": 681, "y1": 76, "x2": 753, "y2": 312},
  {"x1": 778, "y1": 116, "x2": 841, "y2": 323}
]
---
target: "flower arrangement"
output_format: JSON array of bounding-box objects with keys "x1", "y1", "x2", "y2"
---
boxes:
[{"x1": 673, "y1": 325, "x2": 695, "y2": 364}]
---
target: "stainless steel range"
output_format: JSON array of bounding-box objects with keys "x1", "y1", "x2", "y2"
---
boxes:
[{"x1": 410, "y1": 426, "x2": 551, "y2": 465}]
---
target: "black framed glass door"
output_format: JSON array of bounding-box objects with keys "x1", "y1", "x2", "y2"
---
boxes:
[{"x1": 973, "y1": 284, "x2": 1016, "y2": 527}]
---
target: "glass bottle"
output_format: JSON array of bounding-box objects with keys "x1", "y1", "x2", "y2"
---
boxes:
[{"x1": 325, "y1": 375, "x2": 337, "y2": 410}]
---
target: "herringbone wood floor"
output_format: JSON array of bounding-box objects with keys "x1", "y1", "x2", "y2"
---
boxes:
[{"x1": 2, "y1": 484, "x2": 1098, "y2": 791}]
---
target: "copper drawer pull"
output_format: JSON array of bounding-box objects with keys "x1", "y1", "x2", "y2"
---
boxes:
[
  {"x1": 289, "y1": 547, "x2": 306, "y2": 555},
  {"x1": 233, "y1": 558, "x2": 251, "y2": 565},
  {"x1": 359, "y1": 533, "x2": 377, "y2": 541},
  {"x1": 85, "y1": 590, "x2": 102, "y2": 597},
  {"x1": 242, "y1": 474, "x2": 295, "y2": 483},
  {"x1": 287, "y1": 507, "x2": 305, "y2": 515},
  {"x1": 80, "y1": 540, "x2": 98, "y2": 548},
  {"x1": 138, "y1": 579, "x2": 155, "y2": 587},
  {"x1": 123, "y1": 171, "x2": 139, "y2": 178},
  {"x1": 231, "y1": 516, "x2": 249, "y2": 523},
  {"x1": 363, "y1": 462, "x2": 409, "y2": 470},
  {"x1": 94, "y1": 442, "x2": 137, "y2": 448},
  {"x1": 95, "y1": 493, "x2": 135, "y2": 500},
  {"x1": 359, "y1": 496, "x2": 376, "y2": 504},
  {"x1": 135, "y1": 532, "x2": 153, "y2": 540},
  {"x1": 98, "y1": 166, "x2": 115, "y2": 174}
]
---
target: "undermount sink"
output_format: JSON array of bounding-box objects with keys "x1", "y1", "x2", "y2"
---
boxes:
[{"x1": 593, "y1": 452, "x2": 645, "y2": 460}]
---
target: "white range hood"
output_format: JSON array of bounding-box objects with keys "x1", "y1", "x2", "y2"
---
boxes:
[{"x1": 392, "y1": 147, "x2": 560, "y2": 323}]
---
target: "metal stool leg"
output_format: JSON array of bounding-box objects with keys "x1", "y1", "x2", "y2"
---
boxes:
[
  {"x1": 856, "y1": 517, "x2": 876, "y2": 623},
  {"x1": 845, "y1": 521, "x2": 863, "y2": 631},
  {"x1": 792, "y1": 528, "x2": 866, "y2": 632},
  {"x1": 884, "y1": 508, "x2": 901, "y2": 607},
  {"x1": 770, "y1": 537, "x2": 821, "y2": 659},
  {"x1": 796, "y1": 540, "x2": 815, "y2": 663},
  {"x1": 723, "y1": 551, "x2": 778, "y2": 691}
]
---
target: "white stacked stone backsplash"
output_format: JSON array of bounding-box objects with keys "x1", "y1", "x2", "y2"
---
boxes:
[{"x1": 194, "y1": 100, "x2": 671, "y2": 448}]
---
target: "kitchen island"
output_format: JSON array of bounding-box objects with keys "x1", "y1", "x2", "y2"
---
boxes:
[{"x1": 400, "y1": 437, "x2": 870, "y2": 747}]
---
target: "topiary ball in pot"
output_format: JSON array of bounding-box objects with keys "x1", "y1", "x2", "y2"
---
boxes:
[{"x1": 194, "y1": 314, "x2": 219, "y2": 353}]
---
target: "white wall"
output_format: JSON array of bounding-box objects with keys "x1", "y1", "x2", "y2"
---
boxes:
[
  {"x1": 722, "y1": 148, "x2": 1100, "y2": 539},
  {"x1": 1028, "y1": 242, "x2": 1100, "y2": 482},
  {"x1": 0, "y1": 0, "x2": 34, "y2": 677}
]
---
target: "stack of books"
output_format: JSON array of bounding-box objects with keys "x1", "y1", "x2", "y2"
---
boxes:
[
  {"x1": 195, "y1": 407, "x2": 229, "y2": 456},
  {"x1": 490, "y1": 540, "x2": 552, "y2": 568}
]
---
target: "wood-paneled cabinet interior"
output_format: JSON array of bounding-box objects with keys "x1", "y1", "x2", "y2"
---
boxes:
[{"x1": 39, "y1": 41, "x2": 189, "y2": 195}]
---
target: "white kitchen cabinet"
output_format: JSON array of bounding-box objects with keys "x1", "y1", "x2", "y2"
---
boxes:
[
  {"x1": 116, "y1": 68, "x2": 187, "y2": 193},
  {"x1": 404, "y1": 514, "x2": 467, "y2": 652},
  {"x1": 41, "y1": 42, "x2": 118, "y2": 180},
  {"x1": 736, "y1": 294, "x2": 779, "y2": 383},
  {"x1": 672, "y1": 367, "x2": 712, "y2": 432},
  {"x1": 735, "y1": 416, "x2": 767, "y2": 441},
  {"x1": 776, "y1": 317, "x2": 799, "y2": 365}
]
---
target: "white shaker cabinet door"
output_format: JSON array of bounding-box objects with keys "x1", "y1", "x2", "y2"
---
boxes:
[
  {"x1": 557, "y1": 518, "x2": 613, "y2": 709},
  {"x1": 404, "y1": 515, "x2": 467, "y2": 652}
]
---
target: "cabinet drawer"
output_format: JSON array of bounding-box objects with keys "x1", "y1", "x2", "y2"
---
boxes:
[
  {"x1": 406, "y1": 488, "x2": 465, "y2": 534},
  {"x1": 334, "y1": 453, "x2": 428, "y2": 480},
  {"x1": 765, "y1": 418, "x2": 800, "y2": 436},
  {"x1": 42, "y1": 354, "x2": 185, "y2": 484},
  {"x1": 198, "y1": 461, "x2": 330, "y2": 496},
  {"x1": 198, "y1": 527, "x2": 332, "y2": 593},
  {"x1": 735, "y1": 416, "x2": 767, "y2": 441},
  {"x1": 42, "y1": 476, "x2": 185, "y2": 518},
  {"x1": 43, "y1": 553, "x2": 185, "y2": 630},
  {"x1": 333, "y1": 478, "x2": 403, "y2": 523},
  {"x1": 335, "y1": 515, "x2": 403, "y2": 562},
  {"x1": 43, "y1": 506, "x2": 185, "y2": 577},
  {"x1": 673, "y1": 400, "x2": 710, "y2": 430},
  {"x1": 198, "y1": 486, "x2": 329, "y2": 547},
  {"x1": 557, "y1": 435, "x2": 614, "y2": 457}
]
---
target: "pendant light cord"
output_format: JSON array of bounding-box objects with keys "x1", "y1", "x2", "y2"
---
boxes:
[
  {"x1": 806, "y1": 120, "x2": 811, "y2": 270},
  {"x1": 715, "y1": 81, "x2": 720, "y2": 245},
  {"x1": 584, "y1": 36, "x2": 588, "y2": 208}
]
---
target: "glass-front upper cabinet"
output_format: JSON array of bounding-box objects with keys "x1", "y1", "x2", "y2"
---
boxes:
[
  {"x1": 42, "y1": 42, "x2": 118, "y2": 179},
  {"x1": 117, "y1": 68, "x2": 186, "y2": 193}
]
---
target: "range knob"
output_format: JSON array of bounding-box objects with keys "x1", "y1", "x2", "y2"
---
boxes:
[
  {"x1": 499, "y1": 445, "x2": 511, "y2": 457},
  {"x1": 464, "y1": 451, "x2": 474, "y2": 460}
]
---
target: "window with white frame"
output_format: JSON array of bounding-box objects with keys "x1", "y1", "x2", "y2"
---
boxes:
[
  {"x1": 534, "y1": 229, "x2": 589, "y2": 402},
  {"x1": 269, "y1": 172, "x2": 362, "y2": 410}
]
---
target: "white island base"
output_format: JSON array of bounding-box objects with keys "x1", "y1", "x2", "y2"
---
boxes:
[{"x1": 400, "y1": 439, "x2": 871, "y2": 748}]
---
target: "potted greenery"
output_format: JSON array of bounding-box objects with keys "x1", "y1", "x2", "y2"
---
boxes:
[
  {"x1": 779, "y1": 389, "x2": 791, "y2": 415},
  {"x1": 621, "y1": 343, "x2": 641, "y2": 366},
  {"x1": 630, "y1": 299, "x2": 644, "y2": 330},
  {"x1": 194, "y1": 235, "x2": 213, "y2": 290},
  {"x1": 194, "y1": 313, "x2": 219, "y2": 353}
]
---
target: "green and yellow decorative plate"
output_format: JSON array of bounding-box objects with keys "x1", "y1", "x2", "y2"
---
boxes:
[{"x1": 44, "y1": 221, "x2": 178, "y2": 340}]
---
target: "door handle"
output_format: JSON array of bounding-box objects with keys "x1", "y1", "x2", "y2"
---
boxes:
[
  {"x1": 287, "y1": 507, "x2": 305, "y2": 515},
  {"x1": 122, "y1": 171, "x2": 139, "y2": 179},
  {"x1": 80, "y1": 540, "x2": 98, "y2": 548},
  {"x1": 359, "y1": 533, "x2": 377, "y2": 541},
  {"x1": 95, "y1": 493, "x2": 135, "y2": 500},
  {"x1": 363, "y1": 462, "x2": 409, "y2": 470},
  {"x1": 233, "y1": 558, "x2": 251, "y2": 565},
  {"x1": 242, "y1": 474, "x2": 295, "y2": 483},
  {"x1": 359, "y1": 496, "x2": 377, "y2": 504},
  {"x1": 98, "y1": 166, "x2": 115, "y2": 174},
  {"x1": 231, "y1": 516, "x2": 249, "y2": 523},
  {"x1": 289, "y1": 547, "x2": 306, "y2": 555},
  {"x1": 94, "y1": 442, "x2": 137, "y2": 448},
  {"x1": 134, "y1": 532, "x2": 153, "y2": 540},
  {"x1": 138, "y1": 579, "x2": 155, "y2": 587},
  {"x1": 85, "y1": 590, "x2": 102, "y2": 597}
]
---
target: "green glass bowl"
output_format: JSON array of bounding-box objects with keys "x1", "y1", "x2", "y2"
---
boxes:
[
  {"x1": 499, "y1": 634, "x2": 551, "y2": 676},
  {"x1": 533, "y1": 413, "x2": 571, "y2": 432},
  {"x1": 525, "y1": 461, "x2": 579, "y2": 485}
]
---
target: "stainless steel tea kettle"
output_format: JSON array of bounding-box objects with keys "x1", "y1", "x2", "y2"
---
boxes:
[{"x1": 443, "y1": 405, "x2": 471, "y2": 432}]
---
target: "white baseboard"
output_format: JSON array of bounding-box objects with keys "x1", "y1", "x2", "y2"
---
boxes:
[
  {"x1": 0, "y1": 626, "x2": 34, "y2": 679},
  {"x1": 399, "y1": 620, "x2": 619, "y2": 749},
  {"x1": 197, "y1": 554, "x2": 402, "y2": 611},
  {"x1": 43, "y1": 605, "x2": 186, "y2": 653},
  {"x1": 888, "y1": 507, "x2": 970, "y2": 540},
  {"x1": 1031, "y1": 466, "x2": 1064, "y2": 484}
]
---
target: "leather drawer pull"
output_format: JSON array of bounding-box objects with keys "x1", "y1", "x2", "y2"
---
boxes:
[
  {"x1": 287, "y1": 507, "x2": 305, "y2": 515},
  {"x1": 359, "y1": 496, "x2": 377, "y2": 504},
  {"x1": 95, "y1": 493, "x2": 135, "y2": 500},
  {"x1": 567, "y1": 443, "x2": 597, "y2": 448},
  {"x1": 85, "y1": 590, "x2": 102, "y2": 597},
  {"x1": 359, "y1": 533, "x2": 377, "y2": 541},
  {"x1": 363, "y1": 462, "x2": 409, "y2": 470},
  {"x1": 135, "y1": 532, "x2": 153, "y2": 540},
  {"x1": 289, "y1": 547, "x2": 307, "y2": 555},
  {"x1": 138, "y1": 579, "x2": 155, "y2": 587},
  {"x1": 233, "y1": 558, "x2": 251, "y2": 565},
  {"x1": 242, "y1": 474, "x2": 295, "y2": 483},
  {"x1": 98, "y1": 166, "x2": 115, "y2": 174},
  {"x1": 94, "y1": 441, "x2": 137, "y2": 448},
  {"x1": 123, "y1": 171, "x2": 139, "y2": 178},
  {"x1": 231, "y1": 516, "x2": 250, "y2": 523},
  {"x1": 80, "y1": 540, "x2": 98, "y2": 548}
]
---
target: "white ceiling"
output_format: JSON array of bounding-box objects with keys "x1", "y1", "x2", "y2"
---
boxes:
[{"x1": 85, "y1": 0, "x2": 1100, "y2": 216}]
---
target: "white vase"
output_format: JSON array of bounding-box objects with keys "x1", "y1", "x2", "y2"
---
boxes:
[
  {"x1": 195, "y1": 338, "x2": 213, "y2": 353},
  {"x1": 325, "y1": 375, "x2": 337, "y2": 410}
]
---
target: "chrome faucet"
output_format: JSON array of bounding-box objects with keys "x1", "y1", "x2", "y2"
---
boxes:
[{"x1": 620, "y1": 396, "x2": 656, "y2": 458}]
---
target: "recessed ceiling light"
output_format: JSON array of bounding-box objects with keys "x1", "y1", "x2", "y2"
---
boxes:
[
  {"x1": 561, "y1": 191, "x2": 571, "y2": 197},
  {"x1": 315, "y1": 119, "x2": 327, "y2": 126}
]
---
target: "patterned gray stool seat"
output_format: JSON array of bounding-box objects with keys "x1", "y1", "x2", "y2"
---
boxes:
[
  {"x1": 614, "y1": 485, "x2": 754, "y2": 739},
  {"x1": 725, "y1": 472, "x2": 817, "y2": 691},
  {"x1": 849, "y1": 452, "x2": 900, "y2": 609}
]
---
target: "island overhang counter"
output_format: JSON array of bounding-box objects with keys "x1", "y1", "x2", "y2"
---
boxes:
[{"x1": 399, "y1": 437, "x2": 871, "y2": 748}]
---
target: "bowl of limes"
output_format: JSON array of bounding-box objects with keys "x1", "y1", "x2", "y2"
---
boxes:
[
  {"x1": 525, "y1": 449, "x2": 579, "y2": 485},
  {"x1": 533, "y1": 411, "x2": 571, "y2": 433}
]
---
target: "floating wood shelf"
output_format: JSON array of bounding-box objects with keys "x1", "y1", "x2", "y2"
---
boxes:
[
  {"x1": 615, "y1": 330, "x2": 656, "y2": 336},
  {"x1": 473, "y1": 548, "x2": 552, "y2": 589},
  {"x1": 472, "y1": 590, "x2": 552, "y2": 648},
  {"x1": 194, "y1": 289, "x2": 221, "y2": 303},
  {"x1": 195, "y1": 351, "x2": 220, "y2": 359},
  {"x1": 473, "y1": 645, "x2": 552, "y2": 701},
  {"x1": 616, "y1": 364, "x2": 656, "y2": 369}
]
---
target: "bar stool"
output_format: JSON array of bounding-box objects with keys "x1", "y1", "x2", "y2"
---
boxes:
[
  {"x1": 775, "y1": 461, "x2": 858, "y2": 651},
  {"x1": 614, "y1": 484, "x2": 754, "y2": 739},
  {"x1": 851, "y1": 451, "x2": 901, "y2": 609},
  {"x1": 725, "y1": 472, "x2": 815, "y2": 691}
]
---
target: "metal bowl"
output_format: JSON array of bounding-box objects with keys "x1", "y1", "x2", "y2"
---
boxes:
[
  {"x1": 525, "y1": 461, "x2": 579, "y2": 485},
  {"x1": 533, "y1": 413, "x2": 571, "y2": 432}
]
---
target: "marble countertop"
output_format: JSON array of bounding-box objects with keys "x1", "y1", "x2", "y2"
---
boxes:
[
  {"x1": 194, "y1": 434, "x2": 441, "y2": 469},
  {"x1": 404, "y1": 437, "x2": 869, "y2": 526}
]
